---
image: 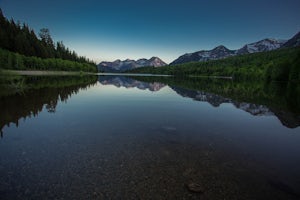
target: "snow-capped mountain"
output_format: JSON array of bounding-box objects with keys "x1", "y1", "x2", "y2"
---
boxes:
[
  {"x1": 170, "y1": 45, "x2": 236, "y2": 65},
  {"x1": 170, "y1": 32, "x2": 300, "y2": 65},
  {"x1": 98, "y1": 57, "x2": 166, "y2": 72},
  {"x1": 236, "y1": 38, "x2": 286, "y2": 55}
]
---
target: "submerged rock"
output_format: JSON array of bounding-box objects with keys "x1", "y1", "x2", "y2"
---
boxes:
[{"x1": 186, "y1": 182, "x2": 204, "y2": 193}]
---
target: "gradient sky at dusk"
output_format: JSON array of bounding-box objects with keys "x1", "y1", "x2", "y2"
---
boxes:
[{"x1": 1, "y1": 0, "x2": 300, "y2": 63}]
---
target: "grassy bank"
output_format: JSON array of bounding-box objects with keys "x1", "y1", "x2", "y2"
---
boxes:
[{"x1": 1, "y1": 70, "x2": 96, "y2": 76}]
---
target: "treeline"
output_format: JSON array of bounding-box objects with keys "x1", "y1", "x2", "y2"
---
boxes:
[
  {"x1": 0, "y1": 9, "x2": 97, "y2": 71},
  {"x1": 128, "y1": 47, "x2": 300, "y2": 82},
  {"x1": 0, "y1": 48, "x2": 97, "y2": 72}
]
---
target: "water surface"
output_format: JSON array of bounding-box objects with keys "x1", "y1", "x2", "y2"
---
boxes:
[{"x1": 0, "y1": 75, "x2": 300, "y2": 199}]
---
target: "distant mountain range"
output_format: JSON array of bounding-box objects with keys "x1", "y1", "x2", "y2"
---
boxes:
[
  {"x1": 170, "y1": 31, "x2": 300, "y2": 65},
  {"x1": 170, "y1": 45, "x2": 237, "y2": 65},
  {"x1": 97, "y1": 31, "x2": 300, "y2": 71},
  {"x1": 98, "y1": 57, "x2": 166, "y2": 72}
]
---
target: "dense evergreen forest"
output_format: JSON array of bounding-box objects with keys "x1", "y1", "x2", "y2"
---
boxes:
[
  {"x1": 128, "y1": 47, "x2": 300, "y2": 82},
  {"x1": 0, "y1": 9, "x2": 97, "y2": 72}
]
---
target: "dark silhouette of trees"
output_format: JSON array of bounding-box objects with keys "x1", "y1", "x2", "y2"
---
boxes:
[
  {"x1": 0, "y1": 8, "x2": 96, "y2": 71},
  {"x1": 39, "y1": 28, "x2": 54, "y2": 47}
]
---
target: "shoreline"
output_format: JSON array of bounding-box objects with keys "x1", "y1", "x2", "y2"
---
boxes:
[
  {"x1": 1, "y1": 70, "x2": 96, "y2": 76},
  {"x1": 1, "y1": 70, "x2": 233, "y2": 79}
]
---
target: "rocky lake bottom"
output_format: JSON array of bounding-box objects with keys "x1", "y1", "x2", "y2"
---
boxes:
[{"x1": 0, "y1": 75, "x2": 300, "y2": 199}]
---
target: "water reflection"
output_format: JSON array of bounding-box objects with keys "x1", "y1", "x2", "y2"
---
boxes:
[
  {"x1": 0, "y1": 76, "x2": 97, "y2": 137},
  {"x1": 100, "y1": 75, "x2": 300, "y2": 128},
  {"x1": 1, "y1": 75, "x2": 300, "y2": 199},
  {"x1": 172, "y1": 86, "x2": 274, "y2": 115},
  {"x1": 170, "y1": 86, "x2": 300, "y2": 128},
  {"x1": 0, "y1": 75, "x2": 299, "y2": 138},
  {"x1": 98, "y1": 76, "x2": 166, "y2": 91}
]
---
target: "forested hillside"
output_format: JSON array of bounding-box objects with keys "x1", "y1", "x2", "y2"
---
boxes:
[
  {"x1": 0, "y1": 9, "x2": 96, "y2": 72},
  {"x1": 128, "y1": 47, "x2": 300, "y2": 82}
]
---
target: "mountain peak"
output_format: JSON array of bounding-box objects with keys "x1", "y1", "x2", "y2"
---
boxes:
[
  {"x1": 169, "y1": 34, "x2": 293, "y2": 65},
  {"x1": 170, "y1": 45, "x2": 235, "y2": 65},
  {"x1": 113, "y1": 59, "x2": 121, "y2": 63},
  {"x1": 236, "y1": 38, "x2": 285, "y2": 54},
  {"x1": 98, "y1": 57, "x2": 166, "y2": 72},
  {"x1": 150, "y1": 56, "x2": 158, "y2": 60},
  {"x1": 213, "y1": 45, "x2": 229, "y2": 50},
  {"x1": 148, "y1": 57, "x2": 167, "y2": 67},
  {"x1": 149, "y1": 56, "x2": 164, "y2": 62},
  {"x1": 281, "y1": 31, "x2": 300, "y2": 48}
]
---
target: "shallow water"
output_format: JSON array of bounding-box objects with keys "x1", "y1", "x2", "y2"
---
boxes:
[{"x1": 0, "y1": 75, "x2": 300, "y2": 199}]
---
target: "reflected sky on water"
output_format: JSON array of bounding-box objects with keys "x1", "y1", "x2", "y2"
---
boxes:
[{"x1": 0, "y1": 75, "x2": 300, "y2": 199}]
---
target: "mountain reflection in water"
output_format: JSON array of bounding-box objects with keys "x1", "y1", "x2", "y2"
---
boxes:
[
  {"x1": 99, "y1": 76, "x2": 166, "y2": 92},
  {"x1": 170, "y1": 87, "x2": 300, "y2": 128},
  {"x1": 1, "y1": 75, "x2": 299, "y2": 137},
  {"x1": 99, "y1": 75, "x2": 300, "y2": 129},
  {"x1": 1, "y1": 75, "x2": 300, "y2": 199}
]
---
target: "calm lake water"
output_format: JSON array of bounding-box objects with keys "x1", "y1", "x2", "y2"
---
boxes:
[{"x1": 0, "y1": 75, "x2": 300, "y2": 199}]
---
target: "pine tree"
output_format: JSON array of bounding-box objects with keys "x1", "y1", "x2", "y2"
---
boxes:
[
  {"x1": 39, "y1": 28, "x2": 53, "y2": 47},
  {"x1": 0, "y1": 10, "x2": 96, "y2": 70}
]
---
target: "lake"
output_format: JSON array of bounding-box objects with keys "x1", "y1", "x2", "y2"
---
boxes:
[{"x1": 0, "y1": 75, "x2": 300, "y2": 199}]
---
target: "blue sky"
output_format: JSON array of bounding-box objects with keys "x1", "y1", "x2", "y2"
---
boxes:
[{"x1": 0, "y1": 0, "x2": 300, "y2": 63}]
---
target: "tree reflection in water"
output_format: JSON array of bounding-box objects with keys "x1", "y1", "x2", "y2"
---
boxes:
[
  {"x1": 0, "y1": 75, "x2": 97, "y2": 137},
  {"x1": 1, "y1": 75, "x2": 299, "y2": 138}
]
